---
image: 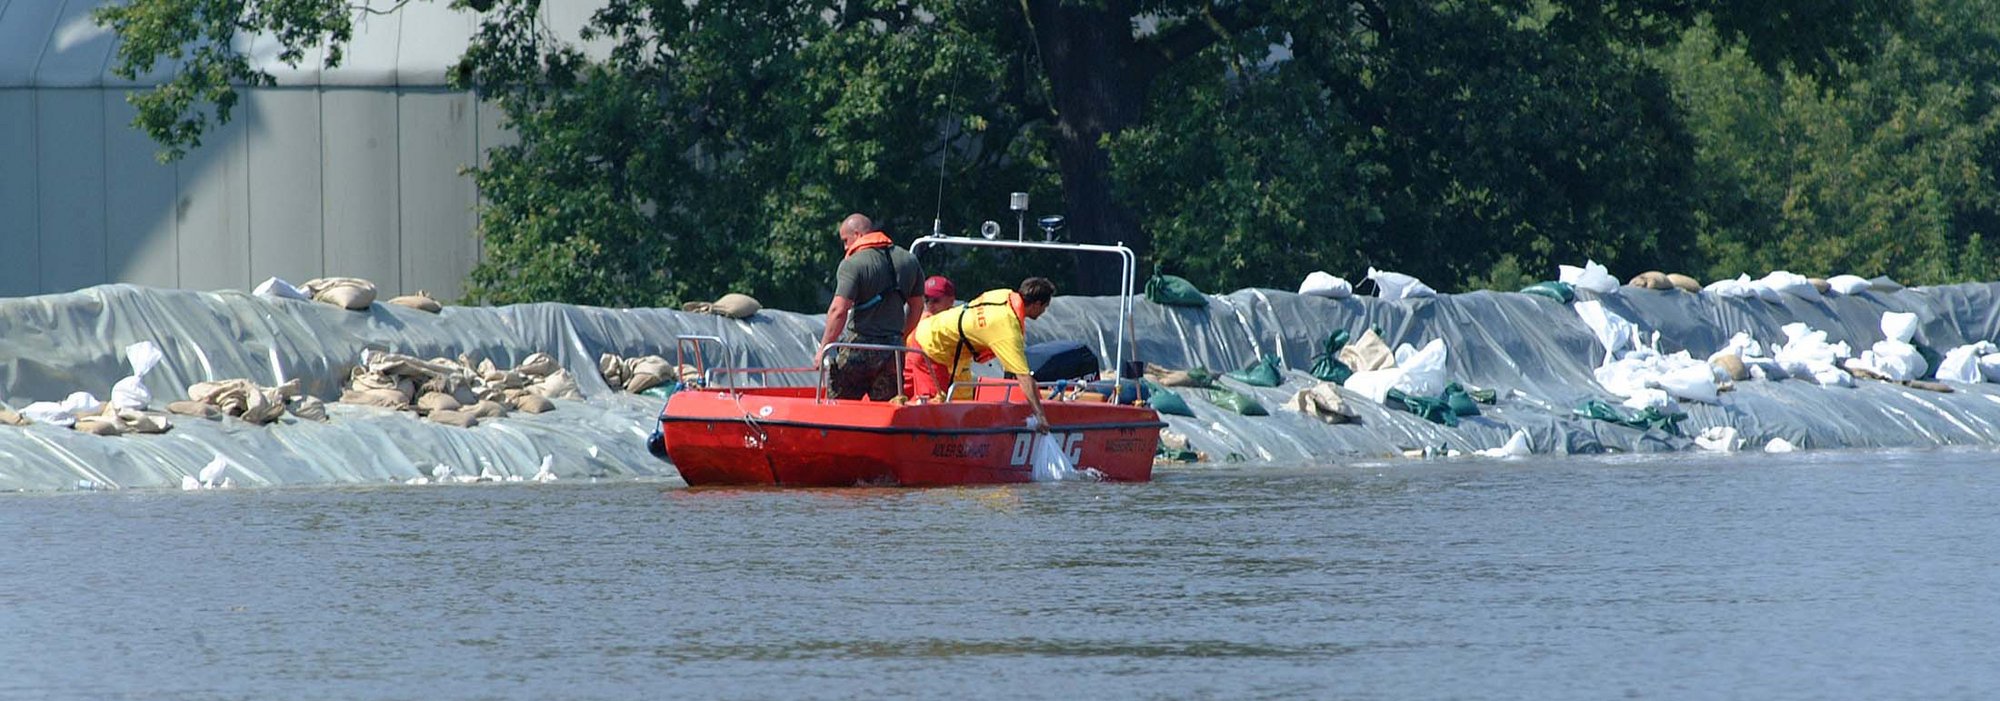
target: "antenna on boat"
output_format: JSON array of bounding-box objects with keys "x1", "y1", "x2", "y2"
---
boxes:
[{"x1": 931, "y1": 95, "x2": 949, "y2": 238}]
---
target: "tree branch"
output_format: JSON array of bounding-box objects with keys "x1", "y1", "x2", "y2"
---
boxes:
[{"x1": 1135, "y1": 0, "x2": 1272, "y2": 78}]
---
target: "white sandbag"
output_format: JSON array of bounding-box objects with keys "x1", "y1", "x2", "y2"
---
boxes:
[
  {"x1": 1759, "y1": 270, "x2": 1820, "y2": 299},
  {"x1": 1366, "y1": 267, "x2": 1435, "y2": 300},
  {"x1": 1773, "y1": 322, "x2": 1853, "y2": 385},
  {"x1": 1982, "y1": 353, "x2": 2000, "y2": 383},
  {"x1": 1389, "y1": 339, "x2": 1447, "y2": 398},
  {"x1": 252, "y1": 276, "x2": 311, "y2": 301},
  {"x1": 1620, "y1": 388, "x2": 1677, "y2": 414},
  {"x1": 1764, "y1": 437, "x2": 1797, "y2": 453},
  {"x1": 1297, "y1": 271, "x2": 1353, "y2": 299},
  {"x1": 1030, "y1": 430, "x2": 1079, "y2": 482},
  {"x1": 1558, "y1": 260, "x2": 1618, "y2": 294},
  {"x1": 110, "y1": 341, "x2": 165, "y2": 410},
  {"x1": 1937, "y1": 342, "x2": 1997, "y2": 384},
  {"x1": 1880, "y1": 312, "x2": 1919, "y2": 343},
  {"x1": 1474, "y1": 429, "x2": 1532, "y2": 458},
  {"x1": 1863, "y1": 342, "x2": 1927, "y2": 382},
  {"x1": 1694, "y1": 426, "x2": 1742, "y2": 452},
  {"x1": 1656, "y1": 362, "x2": 1719, "y2": 403},
  {"x1": 20, "y1": 391, "x2": 103, "y2": 427},
  {"x1": 1573, "y1": 300, "x2": 1636, "y2": 365},
  {"x1": 1827, "y1": 274, "x2": 1870, "y2": 295},
  {"x1": 1342, "y1": 367, "x2": 1406, "y2": 405}
]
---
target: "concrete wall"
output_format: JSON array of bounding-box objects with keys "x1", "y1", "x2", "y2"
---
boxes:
[{"x1": 0, "y1": 85, "x2": 492, "y2": 300}]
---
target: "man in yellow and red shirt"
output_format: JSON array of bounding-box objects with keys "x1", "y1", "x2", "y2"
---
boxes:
[{"x1": 911, "y1": 277, "x2": 1056, "y2": 431}]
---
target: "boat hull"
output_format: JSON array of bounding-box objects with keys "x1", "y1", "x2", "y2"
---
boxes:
[{"x1": 658, "y1": 388, "x2": 1163, "y2": 486}]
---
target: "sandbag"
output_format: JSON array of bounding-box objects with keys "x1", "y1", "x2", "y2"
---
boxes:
[
  {"x1": 1204, "y1": 388, "x2": 1268, "y2": 416},
  {"x1": 1145, "y1": 271, "x2": 1209, "y2": 307},
  {"x1": 1384, "y1": 388, "x2": 1457, "y2": 427},
  {"x1": 517, "y1": 353, "x2": 560, "y2": 378},
  {"x1": 1827, "y1": 275, "x2": 1871, "y2": 295},
  {"x1": 1627, "y1": 271, "x2": 1673, "y2": 290},
  {"x1": 252, "y1": 276, "x2": 311, "y2": 301},
  {"x1": 1390, "y1": 339, "x2": 1448, "y2": 398},
  {"x1": 286, "y1": 396, "x2": 329, "y2": 422},
  {"x1": 427, "y1": 409, "x2": 478, "y2": 428},
  {"x1": 1310, "y1": 329, "x2": 1354, "y2": 384},
  {"x1": 1666, "y1": 273, "x2": 1701, "y2": 293},
  {"x1": 468, "y1": 400, "x2": 510, "y2": 418},
  {"x1": 1366, "y1": 267, "x2": 1435, "y2": 300},
  {"x1": 1558, "y1": 260, "x2": 1618, "y2": 294},
  {"x1": 167, "y1": 400, "x2": 225, "y2": 419},
  {"x1": 1519, "y1": 280, "x2": 1576, "y2": 304},
  {"x1": 1338, "y1": 329, "x2": 1396, "y2": 373},
  {"x1": 530, "y1": 369, "x2": 583, "y2": 400},
  {"x1": 339, "y1": 388, "x2": 410, "y2": 410},
  {"x1": 301, "y1": 277, "x2": 378, "y2": 310},
  {"x1": 1143, "y1": 382, "x2": 1195, "y2": 417},
  {"x1": 709, "y1": 293, "x2": 762, "y2": 319},
  {"x1": 415, "y1": 391, "x2": 463, "y2": 415},
  {"x1": 387, "y1": 291, "x2": 443, "y2": 313},
  {"x1": 510, "y1": 394, "x2": 556, "y2": 414},
  {"x1": 1226, "y1": 354, "x2": 1284, "y2": 388},
  {"x1": 111, "y1": 341, "x2": 165, "y2": 411},
  {"x1": 1297, "y1": 271, "x2": 1353, "y2": 299},
  {"x1": 1145, "y1": 364, "x2": 1215, "y2": 388},
  {"x1": 1281, "y1": 383, "x2": 1355, "y2": 425}
]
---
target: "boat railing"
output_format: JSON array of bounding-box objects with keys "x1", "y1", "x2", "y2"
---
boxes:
[{"x1": 815, "y1": 342, "x2": 924, "y2": 403}]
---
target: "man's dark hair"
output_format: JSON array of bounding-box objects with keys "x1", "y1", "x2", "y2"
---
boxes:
[{"x1": 1019, "y1": 277, "x2": 1056, "y2": 306}]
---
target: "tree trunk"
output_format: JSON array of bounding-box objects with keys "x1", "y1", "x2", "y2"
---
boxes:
[{"x1": 1025, "y1": 0, "x2": 1150, "y2": 296}]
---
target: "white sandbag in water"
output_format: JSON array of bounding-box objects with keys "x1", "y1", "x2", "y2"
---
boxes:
[
  {"x1": 1474, "y1": 429, "x2": 1532, "y2": 458},
  {"x1": 1558, "y1": 260, "x2": 1619, "y2": 295},
  {"x1": 1827, "y1": 274, "x2": 1871, "y2": 295},
  {"x1": 1574, "y1": 300, "x2": 1637, "y2": 365},
  {"x1": 1759, "y1": 271, "x2": 1820, "y2": 299},
  {"x1": 1297, "y1": 271, "x2": 1353, "y2": 299},
  {"x1": 1764, "y1": 437, "x2": 1798, "y2": 453},
  {"x1": 1936, "y1": 342, "x2": 1997, "y2": 384},
  {"x1": 111, "y1": 341, "x2": 165, "y2": 410},
  {"x1": 1390, "y1": 339, "x2": 1448, "y2": 398},
  {"x1": 253, "y1": 276, "x2": 311, "y2": 301},
  {"x1": 1366, "y1": 267, "x2": 1435, "y2": 300},
  {"x1": 1694, "y1": 426, "x2": 1742, "y2": 452},
  {"x1": 1030, "y1": 431, "x2": 1078, "y2": 481}
]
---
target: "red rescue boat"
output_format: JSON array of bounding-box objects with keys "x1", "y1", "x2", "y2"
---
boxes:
[{"x1": 652, "y1": 236, "x2": 1163, "y2": 487}]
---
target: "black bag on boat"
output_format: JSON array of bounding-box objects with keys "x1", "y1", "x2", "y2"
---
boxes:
[{"x1": 1028, "y1": 341, "x2": 1101, "y2": 382}]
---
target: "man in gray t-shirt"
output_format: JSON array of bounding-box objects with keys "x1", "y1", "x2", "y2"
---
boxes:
[{"x1": 817, "y1": 213, "x2": 924, "y2": 400}]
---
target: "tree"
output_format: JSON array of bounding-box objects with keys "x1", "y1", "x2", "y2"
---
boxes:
[{"x1": 100, "y1": 0, "x2": 1911, "y2": 305}]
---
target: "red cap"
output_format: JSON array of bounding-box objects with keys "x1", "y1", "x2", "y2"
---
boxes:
[{"x1": 923, "y1": 276, "x2": 956, "y2": 300}]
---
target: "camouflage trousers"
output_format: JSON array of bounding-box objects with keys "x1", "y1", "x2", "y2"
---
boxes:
[{"x1": 828, "y1": 333, "x2": 903, "y2": 401}]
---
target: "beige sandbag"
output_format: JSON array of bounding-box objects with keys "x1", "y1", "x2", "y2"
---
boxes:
[
  {"x1": 1282, "y1": 383, "x2": 1357, "y2": 425},
  {"x1": 123, "y1": 411, "x2": 172, "y2": 434},
  {"x1": 1808, "y1": 278, "x2": 1832, "y2": 295},
  {"x1": 599, "y1": 354, "x2": 630, "y2": 388},
  {"x1": 709, "y1": 293, "x2": 762, "y2": 319},
  {"x1": 510, "y1": 394, "x2": 555, "y2": 414},
  {"x1": 0, "y1": 407, "x2": 31, "y2": 426},
  {"x1": 1628, "y1": 271, "x2": 1673, "y2": 290},
  {"x1": 339, "y1": 388, "x2": 410, "y2": 409},
  {"x1": 287, "y1": 396, "x2": 329, "y2": 422},
  {"x1": 681, "y1": 301, "x2": 714, "y2": 314},
  {"x1": 74, "y1": 417, "x2": 124, "y2": 436},
  {"x1": 627, "y1": 355, "x2": 673, "y2": 379},
  {"x1": 1338, "y1": 329, "x2": 1396, "y2": 373},
  {"x1": 468, "y1": 399, "x2": 509, "y2": 418},
  {"x1": 349, "y1": 368, "x2": 417, "y2": 403},
  {"x1": 188, "y1": 379, "x2": 285, "y2": 424},
  {"x1": 426, "y1": 409, "x2": 478, "y2": 428},
  {"x1": 387, "y1": 290, "x2": 443, "y2": 313},
  {"x1": 167, "y1": 400, "x2": 223, "y2": 419},
  {"x1": 1710, "y1": 355, "x2": 1748, "y2": 382},
  {"x1": 625, "y1": 372, "x2": 665, "y2": 394},
  {"x1": 1144, "y1": 363, "x2": 1206, "y2": 388},
  {"x1": 415, "y1": 391, "x2": 463, "y2": 415},
  {"x1": 1666, "y1": 273, "x2": 1702, "y2": 293},
  {"x1": 302, "y1": 277, "x2": 379, "y2": 310},
  {"x1": 516, "y1": 353, "x2": 560, "y2": 378},
  {"x1": 530, "y1": 369, "x2": 583, "y2": 400}
]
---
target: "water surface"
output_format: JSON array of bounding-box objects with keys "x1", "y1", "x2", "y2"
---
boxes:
[{"x1": 5, "y1": 449, "x2": 1997, "y2": 699}]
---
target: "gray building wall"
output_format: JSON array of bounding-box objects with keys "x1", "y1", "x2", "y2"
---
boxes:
[{"x1": 0, "y1": 0, "x2": 577, "y2": 301}]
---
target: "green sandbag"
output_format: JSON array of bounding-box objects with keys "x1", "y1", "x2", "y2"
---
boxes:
[
  {"x1": 1205, "y1": 388, "x2": 1269, "y2": 416},
  {"x1": 1386, "y1": 388, "x2": 1458, "y2": 427},
  {"x1": 1145, "y1": 382, "x2": 1196, "y2": 417},
  {"x1": 1574, "y1": 399, "x2": 1685, "y2": 436},
  {"x1": 1441, "y1": 383, "x2": 1482, "y2": 417},
  {"x1": 1519, "y1": 280, "x2": 1576, "y2": 304},
  {"x1": 1226, "y1": 354, "x2": 1284, "y2": 388},
  {"x1": 1145, "y1": 267, "x2": 1209, "y2": 307},
  {"x1": 1466, "y1": 386, "x2": 1498, "y2": 404},
  {"x1": 640, "y1": 382, "x2": 682, "y2": 400},
  {"x1": 1310, "y1": 330, "x2": 1354, "y2": 383},
  {"x1": 1156, "y1": 439, "x2": 1201, "y2": 462}
]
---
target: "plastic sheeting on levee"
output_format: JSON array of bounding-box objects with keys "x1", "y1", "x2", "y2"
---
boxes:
[
  {"x1": 1031, "y1": 283, "x2": 2000, "y2": 462},
  {"x1": 0, "y1": 284, "x2": 825, "y2": 492},
  {"x1": 7, "y1": 282, "x2": 2000, "y2": 491}
]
